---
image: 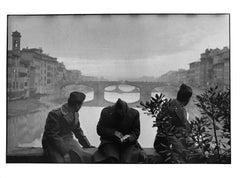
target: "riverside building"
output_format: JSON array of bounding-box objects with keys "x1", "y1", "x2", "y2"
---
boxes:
[{"x1": 7, "y1": 31, "x2": 77, "y2": 100}]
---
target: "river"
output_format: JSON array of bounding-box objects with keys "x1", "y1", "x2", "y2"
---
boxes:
[{"x1": 7, "y1": 85, "x2": 203, "y2": 151}]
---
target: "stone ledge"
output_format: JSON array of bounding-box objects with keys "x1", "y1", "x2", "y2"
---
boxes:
[{"x1": 6, "y1": 147, "x2": 163, "y2": 163}]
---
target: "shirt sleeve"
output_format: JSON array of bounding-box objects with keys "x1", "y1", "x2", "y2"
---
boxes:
[
  {"x1": 73, "y1": 120, "x2": 91, "y2": 148},
  {"x1": 175, "y1": 106, "x2": 191, "y2": 132},
  {"x1": 128, "y1": 111, "x2": 140, "y2": 143}
]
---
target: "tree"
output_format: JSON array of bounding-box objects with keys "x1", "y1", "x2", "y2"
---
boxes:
[
  {"x1": 191, "y1": 86, "x2": 230, "y2": 163},
  {"x1": 140, "y1": 94, "x2": 194, "y2": 163},
  {"x1": 139, "y1": 86, "x2": 230, "y2": 163}
]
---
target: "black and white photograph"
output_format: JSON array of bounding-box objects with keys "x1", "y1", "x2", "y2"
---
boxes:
[
  {"x1": 6, "y1": 14, "x2": 231, "y2": 164},
  {"x1": 2, "y1": 0, "x2": 240, "y2": 177}
]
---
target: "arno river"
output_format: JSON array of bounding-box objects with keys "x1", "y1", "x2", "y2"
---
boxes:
[{"x1": 7, "y1": 85, "x2": 202, "y2": 151}]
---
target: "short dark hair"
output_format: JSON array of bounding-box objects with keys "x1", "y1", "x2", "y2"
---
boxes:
[{"x1": 177, "y1": 84, "x2": 192, "y2": 104}]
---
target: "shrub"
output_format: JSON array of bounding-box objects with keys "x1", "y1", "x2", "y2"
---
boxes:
[
  {"x1": 191, "y1": 86, "x2": 230, "y2": 163},
  {"x1": 139, "y1": 86, "x2": 230, "y2": 163}
]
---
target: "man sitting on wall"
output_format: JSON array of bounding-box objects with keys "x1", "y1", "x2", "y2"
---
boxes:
[
  {"x1": 94, "y1": 98, "x2": 146, "y2": 163},
  {"x1": 42, "y1": 91, "x2": 94, "y2": 163},
  {"x1": 154, "y1": 84, "x2": 193, "y2": 163}
]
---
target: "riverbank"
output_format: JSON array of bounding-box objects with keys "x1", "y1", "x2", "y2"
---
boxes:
[
  {"x1": 7, "y1": 95, "x2": 49, "y2": 117},
  {"x1": 7, "y1": 85, "x2": 204, "y2": 118},
  {"x1": 48, "y1": 96, "x2": 67, "y2": 105},
  {"x1": 7, "y1": 85, "x2": 205, "y2": 151}
]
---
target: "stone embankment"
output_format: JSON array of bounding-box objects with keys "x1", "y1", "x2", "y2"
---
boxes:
[{"x1": 7, "y1": 147, "x2": 163, "y2": 163}]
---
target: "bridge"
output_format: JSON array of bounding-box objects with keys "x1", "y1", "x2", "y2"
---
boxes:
[{"x1": 59, "y1": 80, "x2": 178, "y2": 107}]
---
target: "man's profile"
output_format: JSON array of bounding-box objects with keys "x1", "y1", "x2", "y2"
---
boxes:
[{"x1": 42, "y1": 91, "x2": 94, "y2": 163}]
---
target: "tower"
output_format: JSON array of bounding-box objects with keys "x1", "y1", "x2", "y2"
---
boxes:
[{"x1": 12, "y1": 31, "x2": 21, "y2": 51}]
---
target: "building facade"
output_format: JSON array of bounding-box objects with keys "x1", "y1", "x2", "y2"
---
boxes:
[
  {"x1": 21, "y1": 48, "x2": 58, "y2": 94},
  {"x1": 158, "y1": 69, "x2": 188, "y2": 84},
  {"x1": 199, "y1": 47, "x2": 230, "y2": 89},
  {"x1": 159, "y1": 47, "x2": 230, "y2": 90},
  {"x1": 212, "y1": 47, "x2": 230, "y2": 89},
  {"x1": 56, "y1": 62, "x2": 67, "y2": 82},
  {"x1": 188, "y1": 61, "x2": 201, "y2": 87},
  {"x1": 8, "y1": 31, "x2": 83, "y2": 100},
  {"x1": 7, "y1": 31, "x2": 29, "y2": 99},
  {"x1": 199, "y1": 49, "x2": 214, "y2": 87},
  {"x1": 65, "y1": 69, "x2": 82, "y2": 82}
]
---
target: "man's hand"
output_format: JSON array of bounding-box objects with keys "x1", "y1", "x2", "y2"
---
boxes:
[
  {"x1": 83, "y1": 145, "x2": 96, "y2": 149},
  {"x1": 122, "y1": 134, "x2": 136, "y2": 143},
  {"x1": 63, "y1": 153, "x2": 71, "y2": 163},
  {"x1": 121, "y1": 134, "x2": 131, "y2": 143},
  {"x1": 114, "y1": 131, "x2": 123, "y2": 140},
  {"x1": 88, "y1": 145, "x2": 96, "y2": 148}
]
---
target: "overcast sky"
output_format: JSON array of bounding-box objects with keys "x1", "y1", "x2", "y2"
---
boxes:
[{"x1": 8, "y1": 15, "x2": 229, "y2": 80}]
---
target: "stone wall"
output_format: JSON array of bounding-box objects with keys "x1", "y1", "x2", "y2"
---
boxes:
[{"x1": 6, "y1": 147, "x2": 163, "y2": 163}]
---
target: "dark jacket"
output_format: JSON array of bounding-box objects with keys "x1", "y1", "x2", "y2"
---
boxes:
[
  {"x1": 168, "y1": 99, "x2": 191, "y2": 132},
  {"x1": 42, "y1": 103, "x2": 91, "y2": 156},
  {"x1": 93, "y1": 99, "x2": 144, "y2": 163},
  {"x1": 97, "y1": 101, "x2": 140, "y2": 146}
]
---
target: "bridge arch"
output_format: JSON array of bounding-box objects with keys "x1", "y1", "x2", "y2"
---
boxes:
[
  {"x1": 58, "y1": 81, "x2": 179, "y2": 107},
  {"x1": 104, "y1": 84, "x2": 140, "y2": 104}
]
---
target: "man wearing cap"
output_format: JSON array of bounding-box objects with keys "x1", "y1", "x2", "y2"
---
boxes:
[
  {"x1": 42, "y1": 91, "x2": 94, "y2": 163},
  {"x1": 154, "y1": 84, "x2": 193, "y2": 163},
  {"x1": 93, "y1": 98, "x2": 146, "y2": 163}
]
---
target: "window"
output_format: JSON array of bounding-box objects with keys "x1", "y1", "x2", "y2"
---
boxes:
[
  {"x1": 25, "y1": 82, "x2": 28, "y2": 87},
  {"x1": 14, "y1": 40, "x2": 18, "y2": 48},
  {"x1": 16, "y1": 82, "x2": 18, "y2": 89},
  {"x1": 20, "y1": 83, "x2": 24, "y2": 89},
  {"x1": 8, "y1": 82, "x2": 12, "y2": 89}
]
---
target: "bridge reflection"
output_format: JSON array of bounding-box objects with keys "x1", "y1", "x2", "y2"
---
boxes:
[
  {"x1": 60, "y1": 81, "x2": 177, "y2": 107},
  {"x1": 105, "y1": 85, "x2": 140, "y2": 93}
]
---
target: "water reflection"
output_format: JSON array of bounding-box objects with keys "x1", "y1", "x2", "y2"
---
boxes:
[
  {"x1": 104, "y1": 84, "x2": 140, "y2": 103},
  {"x1": 151, "y1": 86, "x2": 178, "y2": 99},
  {"x1": 84, "y1": 92, "x2": 94, "y2": 102},
  {"x1": 118, "y1": 84, "x2": 136, "y2": 92},
  {"x1": 8, "y1": 85, "x2": 202, "y2": 150},
  {"x1": 104, "y1": 92, "x2": 140, "y2": 103},
  {"x1": 15, "y1": 107, "x2": 156, "y2": 148},
  {"x1": 105, "y1": 85, "x2": 116, "y2": 91},
  {"x1": 62, "y1": 84, "x2": 94, "y2": 102}
]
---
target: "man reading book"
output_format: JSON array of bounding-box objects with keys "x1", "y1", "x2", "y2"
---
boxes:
[{"x1": 93, "y1": 98, "x2": 146, "y2": 163}]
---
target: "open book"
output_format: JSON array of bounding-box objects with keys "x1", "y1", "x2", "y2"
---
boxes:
[{"x1": 120, "y1": 135, "x2": 131, "y2": 143}]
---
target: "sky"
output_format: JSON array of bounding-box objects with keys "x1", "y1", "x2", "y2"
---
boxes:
[{"x1": 8, "y1": 15, "x2": 229, "y2": 80}]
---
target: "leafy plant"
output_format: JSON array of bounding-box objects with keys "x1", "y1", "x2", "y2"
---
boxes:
[
  {"x1": 189, "y1": 116, "x2": 212, "y2": 161},
  {"x1": 139, "y1": 86, "x2": 230, "y2": 163},
  {"x1": 140, "y1": 94, "x2": 191, "y2": 163},
  {"x1": 191, "y1": 86, "x2": 230, "y2": 163}
]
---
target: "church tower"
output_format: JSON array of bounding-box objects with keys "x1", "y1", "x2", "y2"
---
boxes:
[{"x1": 12, "y1": 31, "x2": 21, "y2": 51}]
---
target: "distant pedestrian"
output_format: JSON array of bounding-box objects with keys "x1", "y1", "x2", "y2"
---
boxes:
[
  {"x1": 93, "y1": 98, "x2": 146, "y2": 163},
  {"x1": 154, "y1": 84, "x2": 193, "y2": 163},
  {"x1": 42, "y1": 91, "x2": 94, "y2": 163}
]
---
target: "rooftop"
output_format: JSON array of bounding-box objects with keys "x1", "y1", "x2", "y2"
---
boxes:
[
  {"x1": 21, "y1": 48, "x2": 57, "y2": 62},
  {"x1": 12, "y1": 31, "x2": 21, "y2": 37}
]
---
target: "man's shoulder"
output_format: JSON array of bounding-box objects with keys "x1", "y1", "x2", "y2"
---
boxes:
[
  {"x1": 170, "y1": 99, "x2": 184, "y2": 109},
  {"x1": 49, "y1": 107, "x2": 62, "y2": 117},
  {"x1": 101, "y1": 106, "x2": 113, "y2": 114},
  {"x1": 129, "y1": 107, "x2": 139, "y2": 113},
  {"x1": 128, "y1": 107, "x2": 139, "y2": 117}
]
